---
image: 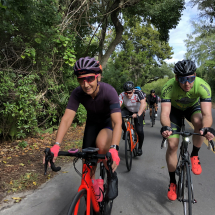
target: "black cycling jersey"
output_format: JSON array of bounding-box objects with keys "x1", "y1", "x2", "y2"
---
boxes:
[{"x1": 67, "y1": 82, "x2": 121, "y2": 123}]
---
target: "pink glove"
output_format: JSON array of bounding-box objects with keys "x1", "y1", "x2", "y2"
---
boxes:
[
  {"x1": 50, "y1": 144, "x2": 60, "y2": 157},
  {"x1": 109, "y1": 148, "x2": 120, "y2": 165}
]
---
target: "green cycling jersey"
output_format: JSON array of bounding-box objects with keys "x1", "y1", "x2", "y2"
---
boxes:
[{"x1": 161, "y1": 77, "x2": 211, "y2": 110}]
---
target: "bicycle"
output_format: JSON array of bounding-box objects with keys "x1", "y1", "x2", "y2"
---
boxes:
[
  {"x1": 161, "y1": 117, "x2": 214, "y2": 215},
  {"x1": 151, "y1": 105, "x2": 155, "y2": 127},
  {"x1": 122, "y1": 115, "x2": 139, "y2": 171},
  {"x1": 44, "y1": 147, "x2": 115, "y2": 215}
]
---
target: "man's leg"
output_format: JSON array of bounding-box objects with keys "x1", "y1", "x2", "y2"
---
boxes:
[
  {"x1": 121, "y1": 107, "x2": 131, "y2": 140},
  {"x1": 190, "y1": 112, "x2": 204, "y2": 175},
  {"x1": 154, "y1": 103, "x2": 158, "y2": 117},
  {"x1": 166, "y1": 137, "x2": 179, "y2": 200},
  {"x1": 134, "y1": 114, "x2": 144, "y2": 156}
]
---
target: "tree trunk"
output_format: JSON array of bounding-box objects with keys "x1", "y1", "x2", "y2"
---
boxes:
[{"x1": 100, "y1": 0, "x2": 124, "y2": 69}]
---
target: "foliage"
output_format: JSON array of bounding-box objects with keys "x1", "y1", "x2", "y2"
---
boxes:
[
  {"x1": 102, "y1": 61, "x2": 128, "y2": 94},
  {"x1": 142, "y1": 77, "x2": 170, "y2": 97}
]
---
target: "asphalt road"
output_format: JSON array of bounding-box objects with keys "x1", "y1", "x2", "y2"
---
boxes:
[{"x1": 1, "y1": 104, "x2": 215, "y2": 215}]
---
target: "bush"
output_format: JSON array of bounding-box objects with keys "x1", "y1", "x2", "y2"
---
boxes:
[{"x1": 142, "y1": 77, "x2": 170, "y2": 97}]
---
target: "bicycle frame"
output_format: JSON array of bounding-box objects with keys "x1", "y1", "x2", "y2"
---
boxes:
[
  {"x1": 74, "y1": 163, "x2": 100, "y2": 215},
  {"x1": 125, "y1": 118, "x2": 139, "y2": 151}
]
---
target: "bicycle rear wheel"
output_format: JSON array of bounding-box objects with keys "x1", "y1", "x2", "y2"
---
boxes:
[
  {"x1": 67, "y1": 189, "x2": 94, "y2": 215},
  {"x1": 125, "y1": 131, "x2": 132, "y2": 171},
  {"x1": 182, "y1": 162, "x2": 192, "y2": 215}
]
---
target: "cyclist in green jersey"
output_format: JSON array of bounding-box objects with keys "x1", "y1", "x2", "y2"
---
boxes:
[{"x1": 160, "y1": 60, "x2": 215, "y2": 201}]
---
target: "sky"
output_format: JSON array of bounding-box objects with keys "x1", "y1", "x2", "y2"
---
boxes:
[{"x1": 164, "y1": 0, "x2": 199, "y2": 64}]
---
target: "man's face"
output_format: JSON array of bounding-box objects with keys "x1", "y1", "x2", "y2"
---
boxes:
[
  {"x1": 151, "y1": 92, "x2": 155, "y2": 96},
  {"x1": 125, "y1": 90, "x2": 134, "y2": 99},
  {"x1": 77, "y1": 73, "x2": 98, "y2": 95},
  {"x1": 176, "y1": 73, "x2": 196, "y2": 92}
]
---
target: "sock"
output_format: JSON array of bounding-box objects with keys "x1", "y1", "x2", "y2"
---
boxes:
[
  {"x1": 169, "y1": 171, "x2": 176, "y2": 184},
  {"x1": 191, "y1": 145, "x2": 200, "y2": 157}
]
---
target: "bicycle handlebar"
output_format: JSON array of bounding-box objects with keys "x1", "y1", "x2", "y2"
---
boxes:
[
  {"x1": 122, "y1": 115, "x2": 140, "y2": 125},
  {"x1": 160, "y1": 131, "x2": 215, "y2": 151},
  {"x1": 44, "y1": 148, "x2": 113, "y2": 175}
]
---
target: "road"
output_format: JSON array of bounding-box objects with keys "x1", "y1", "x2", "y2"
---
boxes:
[{"x1": 1, "y1": 104, "x2": 215, "y2": 215}]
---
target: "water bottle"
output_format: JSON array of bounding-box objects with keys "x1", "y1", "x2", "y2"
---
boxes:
[{"x1": 97, "y1": 176, "x2": 104, "y2": 202}]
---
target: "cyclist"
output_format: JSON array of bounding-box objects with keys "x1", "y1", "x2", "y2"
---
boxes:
[
  {"x1": 119, "y1": 82, "x2": 146, "y2": 156},
  {"x1": 147, "y1": 89, "x2": 158, "y2": 119},
  {"x1": 44, "y1": 56, "x2": 122, "y2": 200},
  {"x1": 160, "y1": 59, "x2": 215, "y2": 201},
  {"x1": 135, "y1": 86, "x2": 146, "y2": 125}
]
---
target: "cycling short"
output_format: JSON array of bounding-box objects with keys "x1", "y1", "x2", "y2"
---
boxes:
[
  {"x1": 170, "y1": 101, "x2": 201, "y2": 138},
  {"x1": 149, "y1": 103, "x2": 157, "y2": 108},
  {"x1": 82, "y1": 118, "x2": 112, "y2": 149}
]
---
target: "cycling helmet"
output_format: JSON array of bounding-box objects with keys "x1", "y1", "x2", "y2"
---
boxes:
[
  {"x1": 150, "y1": 89, "x2": 155, "y2": 93},
  {"x1": 174, "y1": 60, "x2": 196, "y2": 76},
  {"x1": 135, "y1": 86, "x2": 141, "y2": 90},
  {"x1": 74, "y1": 56, "x2": 102, "y2": 76},
  {"x1": 123, "y1": 81, "x2": 134, "y2": 91}
]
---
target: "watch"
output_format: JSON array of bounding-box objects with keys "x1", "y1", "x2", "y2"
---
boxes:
[
  {"x1": 55, "y1": 142, "x2": 60, "y2": 146},
  {"x1": 110, "y1": 145, "x2": 119, "y2": 151}
]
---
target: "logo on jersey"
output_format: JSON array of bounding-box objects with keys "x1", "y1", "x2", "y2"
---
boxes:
[
  {"x1": 162, "y1": 85, "x2": 172, "y2": 98},
  {"x1": 200, "y1": 84, "x2": 210, "y2": 96},
  {"x1": 175, "y1": 97, "x2": 196, "y2": 104}
]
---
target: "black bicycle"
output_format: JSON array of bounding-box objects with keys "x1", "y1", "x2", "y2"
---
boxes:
[
  {"x1": 161, "y1": 118, "x2": 214, "y2": 215},
  {"x1": 151, "y1": 105, "x2": 155, "y2": 127},
  {"x1": 44, "y1": 147, "x2": 115, "y2": 215}
]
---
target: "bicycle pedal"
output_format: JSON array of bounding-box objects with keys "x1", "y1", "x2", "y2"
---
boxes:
[{"x1": 193, "y1": 199, "x2": 197, "y2": 203}]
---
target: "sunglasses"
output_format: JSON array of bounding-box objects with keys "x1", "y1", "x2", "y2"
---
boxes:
[
  {"x1": 125, "y1": 91, "x2": 133, "y2": 95},
  {"x1": 77, "y1": 74, "x2": 99, "y2": 84},
  {"x1": 178, "y1": 76, "x2": 195, "y2": 84}
]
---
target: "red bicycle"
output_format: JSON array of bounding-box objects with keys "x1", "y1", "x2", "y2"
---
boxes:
[
  {"x1": 122, "y1": 115, "x2": 139, "y2": 171},
  {"x1": 44, "y1": 147, "x2": 114, "y2": 215}
]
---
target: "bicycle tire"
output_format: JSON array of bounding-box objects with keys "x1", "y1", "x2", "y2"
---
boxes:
[
  {"x1": 100, "y1": 165, "x2": 113, "y2": 215},
  {"x1": 132, "y1": 131, "x2": 138, "y2": 157},
  {"x1": 67, "y1": 189, "x2": 94, "y2": 215},
  {"x1": 151, "y1": 108, "x2": 155, "y2": 127},
  {"x1": 125, "y1": 130, "x2": 132, "y2": 171},
  {"x1": 182, "y1": 162, "x2": 192, "y2": 215}
]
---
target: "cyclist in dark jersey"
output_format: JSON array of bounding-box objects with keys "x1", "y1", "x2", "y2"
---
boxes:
[
  {"x1": 44, "y1": 57, "x2": 122, "y2": 200},
  {"x1": 119, "y1": 82, "x2": 146, "y2": 156},
  {"x1": 147, "y1": 89, "x2": 158, "y2": 119},
  {"x1": 160, "y1": 60, "x2": 215, "y2": 201}
]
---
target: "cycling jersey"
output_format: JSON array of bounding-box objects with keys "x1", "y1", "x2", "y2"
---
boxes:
[
  {"x1": 147, "y1": 94, "x2": 158, "y2": 104},
  {"x1": 119, "y1": 89, "x2": 145, "y2": 113},
  {"x1": 67, "y1": 82, "x2": 121, "y2": 123},
  {"x1": 161, "y1": 77, "x2": 211, "y2": 110}
]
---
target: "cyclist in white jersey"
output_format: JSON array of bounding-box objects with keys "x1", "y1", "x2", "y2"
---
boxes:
[{"x1": 119, "y1": 81, "x2": 146, "y2": 156}]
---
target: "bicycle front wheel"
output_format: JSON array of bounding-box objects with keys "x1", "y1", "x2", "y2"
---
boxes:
[
  {"x1": 151, "y1": 108, "x2": 155, "y2": 127},
  {"x1": 67, "y1": 189, "x2": 93, "y2": 215},
  {"x1": 182, "y1": 162, "x2": 192, "y2": 215},
  {"x1": 125, "y1": 131, "x2": 132, "y2": 171}
]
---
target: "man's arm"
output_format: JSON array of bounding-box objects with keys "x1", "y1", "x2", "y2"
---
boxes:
[
  {"x1": 55, "y1": 109, "x2": 76, "y2": 143},
  {"x1": 160, "y1": 102, "x2": 172, "y2": 138},
  {"x1": 201, "y1": 102, "x2": 213, "y2": 128},
  {"x1": 138, "y1": 99, "x2": 146, "y2": 116}
]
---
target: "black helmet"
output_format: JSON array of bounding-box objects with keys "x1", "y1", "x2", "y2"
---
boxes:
[
  {"x1": 174, "y1": 60, "x2": 196, "y2": 76},
  {"x1": 74, "y1": 56, "x2": 102, "y2": 76},
  {"x1": 123, "y1": 81, "x2": 134, "y2": 91},
  {"x1": 150, "y1": 89, "x2": 155, "y2": 93}
]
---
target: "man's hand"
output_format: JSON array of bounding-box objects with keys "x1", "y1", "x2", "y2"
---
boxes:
[
  {"x1": 162, "y1": 130, "x2": 172, "y2": 138},
  {"x1": 160, "y1": 126, "x2": 173, "y2": 138},
  {"x1": 132, "y1": 113, "x2": 137, "y2": 118},
  {"x1": 200, "y1": 128, "x2": 215, "y2": 141}
]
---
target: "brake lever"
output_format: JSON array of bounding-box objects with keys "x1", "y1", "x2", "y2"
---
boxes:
[
  {"x1": 209, "y1": 140, "x2": 215, "y2": 151},
  {"x1": 44, "y1": 148, "x2": 61, "y2": 175}
]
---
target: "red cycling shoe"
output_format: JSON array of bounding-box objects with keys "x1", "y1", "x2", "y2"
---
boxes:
[
  {"x1": 190, "y1": 156, "x2": 202, "y2": 175},
  {"x1": 167, "y1": 183, "x2": 177, "y2": 201}
]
